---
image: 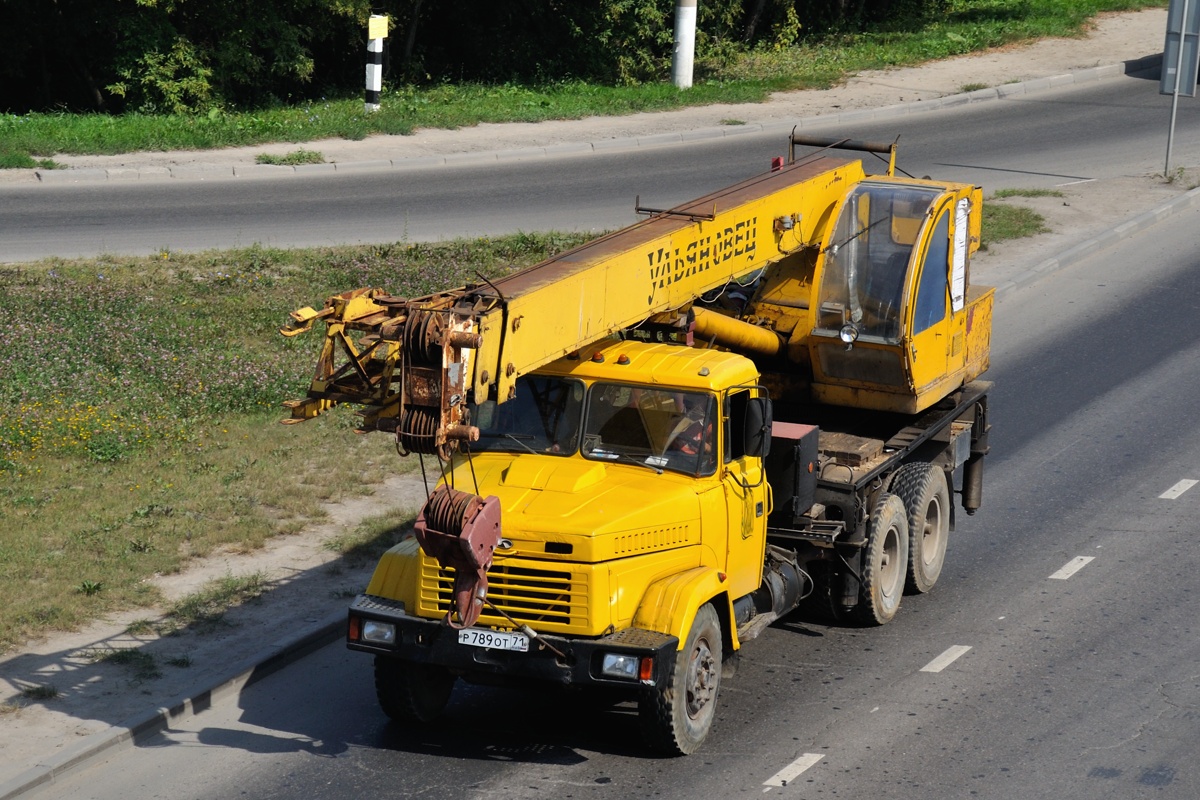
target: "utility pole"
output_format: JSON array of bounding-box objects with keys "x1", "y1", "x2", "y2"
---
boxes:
[{"x1": 672, "y1": 0, "x2": 697, "y2": 89}]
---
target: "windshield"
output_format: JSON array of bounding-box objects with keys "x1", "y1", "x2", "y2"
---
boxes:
[
  {"x1": 581, "y1": 384, "x2": 717, "y2": 476},
  {"x1": 470, "y1": 375, "x2": 584, "y2": 455},
  {"x1": 817, "y1": 182, "x2": 941, "y2": 342}
]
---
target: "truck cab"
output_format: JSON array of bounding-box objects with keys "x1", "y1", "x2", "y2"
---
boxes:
[{"x1": 349, "y1": 339, "x2": 775, "y2": 753}]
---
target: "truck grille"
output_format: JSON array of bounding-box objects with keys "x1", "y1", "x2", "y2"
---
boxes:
[{"x1": 419, "y1": 558, "x2": 584, "y2": 630}]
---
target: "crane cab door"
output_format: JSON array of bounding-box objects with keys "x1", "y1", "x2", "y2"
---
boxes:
[
  {"x1": 906, "y1": 199, "x2": 953, "y2": 398},
  {"x1": 906, "y1": 193, "x2": 974, "y2": 403}
]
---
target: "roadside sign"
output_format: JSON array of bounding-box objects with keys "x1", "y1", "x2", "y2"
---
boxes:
[{"x1": 1162, "y1": 0, "x2": 1200, "y2": 97}]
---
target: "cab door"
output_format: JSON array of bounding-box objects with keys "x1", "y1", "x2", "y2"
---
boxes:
[
  {"x1": 721, "y1": 389, "x2": 769, "y2": 600},
  {"x1": 906, "y1": 200, "x2": 956, "y2": 400}
]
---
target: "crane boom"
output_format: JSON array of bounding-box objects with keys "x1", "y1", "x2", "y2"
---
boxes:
[
  {"x1": 281, "y1": 135, "x2": 989, "y2": 455},
  {"x1": 281, "y1": 152, "x2": 869, "y2": 454}
]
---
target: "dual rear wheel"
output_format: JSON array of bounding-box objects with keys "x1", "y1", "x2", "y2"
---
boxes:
[{"x1": 858, "y1": 463, "x2": 951, "y2": 625}]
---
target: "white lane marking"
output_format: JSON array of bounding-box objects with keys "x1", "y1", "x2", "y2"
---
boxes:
[
  {"x1": 920, "y1": 645, "x2": 972, "y2": 673},
  {"x1": 1049, "y1": 556, "x2": 1095, "y2": 580},
  {"x1": 763, "y1": 753, "x2": 823, "y2": 790},
  {"x1": 1159, "y1": 479, "x2": 1198, "y2": 499}
]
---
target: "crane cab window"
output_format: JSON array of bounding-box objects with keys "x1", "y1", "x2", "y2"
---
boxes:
[
  {"x1": 912, "y1": 209, "x2": 950, "y2": 334},
  {"x1": 816, "y1": 182, "x2": 942, "y2": 342}
]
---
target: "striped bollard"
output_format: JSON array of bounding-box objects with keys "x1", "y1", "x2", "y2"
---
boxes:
[{"x1": 365, "y1": 15, "x2": 389, "y2": 112}]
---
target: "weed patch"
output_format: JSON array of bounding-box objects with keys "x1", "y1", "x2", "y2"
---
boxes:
[
  {"x1": 80, "y1": 647, "x2": 163, "y2": 681},
  {"x1": 982, "y1": 203, "x2": 1050, "y2": 246},
  {"x1": 324, "y1": 509, "x2": 418, "y2": 564},
  {"x1": 162, "y1": 572, "x2": 269, "y2": 633},
  {"x1": 255, "y1": 149, "x2": 325, "y2": 166},
  {"x1": 20, "y1": 684, "x2": 59, "y2": 700}
]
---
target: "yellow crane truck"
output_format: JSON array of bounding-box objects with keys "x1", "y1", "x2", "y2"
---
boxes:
[{"x1": 281, "y1": 135, "x2": 993, "y2": 755}]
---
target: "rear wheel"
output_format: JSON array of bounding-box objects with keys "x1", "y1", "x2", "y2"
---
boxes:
[
  {"x1": 891, "y1": 463, "x2": 950, "y2": 593},
  {"x1": 639, "y1": 603, "x2": 723, "y2": 755},
  {"x1": 856, "y1": 494, "x2": 909, "y2": 625},
  {"x1": 374, "y1": 655, "x2": 456, "y2": 723}
]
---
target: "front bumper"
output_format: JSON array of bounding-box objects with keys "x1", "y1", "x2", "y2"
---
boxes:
[{"x1": 346, "y1": 593, "x2": 678, "y2": 688}]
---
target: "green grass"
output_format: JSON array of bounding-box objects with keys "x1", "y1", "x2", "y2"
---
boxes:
[
  {"x1": 0, "y1": 232, "x2": 590, "y2": 654},
  {"x1": 0, "y1": 1, "x2": 1166, "y2": 162},
  {"x1": 993, "y1": 188, "x2": 1065, "y2": 199},
  {"x1": 0, "y1": 150, "x2": 59, "y2": 169},
  {"x1": 255, "y1": 149, "x2": 326, "y2": 166},
  {"x1": 982, "y1": 202, "x2": 1051, "y2": 245}
]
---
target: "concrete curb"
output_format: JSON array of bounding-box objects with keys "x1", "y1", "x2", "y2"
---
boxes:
[
  {"x1": 0, "y1": 614, "x2": 345, "y2": 800},
  {"x1": 993, "y1": 184, "x2": 1200, "y2": 298},
  {"x1": 31, "y1": 55, "x2": 1162, "y2": 185}
]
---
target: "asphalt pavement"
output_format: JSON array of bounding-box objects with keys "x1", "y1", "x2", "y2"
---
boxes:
[{"x1": 5, "y1": 19, "x2": 1200, "y2": 799}]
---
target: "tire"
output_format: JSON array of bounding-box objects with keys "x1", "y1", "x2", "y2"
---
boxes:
[
  {"x1": 639, "y1": 603, "x2": 723, "y2": 755},
  {"x1": 856, "y1": 494, "x2": 909, "y2": 625},
  {"x1": 374, "y1": 655, "x2": 456, "y2": 723},
  {"x1": 890, "y1": 463, "x2": 950, "y2": 594}
]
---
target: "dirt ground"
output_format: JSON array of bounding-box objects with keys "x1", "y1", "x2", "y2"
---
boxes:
[{"x1": 0, "y1": 7, "x2": 1188, "y2": 794}]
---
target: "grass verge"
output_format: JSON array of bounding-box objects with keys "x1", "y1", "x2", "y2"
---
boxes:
[
  {"x1": 0, "y1": 1, "x2": 1166, "y2": 161},
  {"x1": 0, "y1": 232, "x2": 589, "y2": 654}
]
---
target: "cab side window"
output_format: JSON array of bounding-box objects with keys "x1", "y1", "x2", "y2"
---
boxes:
[
  {"x1": 725, "y1": 390, "x2": 748, "y2": 464},
  {"x1": 913, "y1": 209, "x2": 949, "y2": 335}
]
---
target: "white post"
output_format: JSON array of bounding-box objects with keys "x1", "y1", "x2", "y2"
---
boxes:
[
  {"x1": 672, "y1": 0, "x2": 697, "y2": 89},
  {"x1": 365, "y1": 15, "x2": 389, "y2": 113}
]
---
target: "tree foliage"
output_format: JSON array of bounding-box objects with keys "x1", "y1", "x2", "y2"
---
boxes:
[{"x1": 0, "y1": 0, "x2": 954, "y2": 114}]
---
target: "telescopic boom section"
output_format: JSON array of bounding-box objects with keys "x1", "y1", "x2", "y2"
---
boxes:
[{"x1": 280, "y1": 154, "x2": 870, "y2": 456}]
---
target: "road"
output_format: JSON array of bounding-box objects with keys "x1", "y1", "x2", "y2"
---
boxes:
[
  {"x1": 1, "y1": 71, "x2": 1199, "y2": 262},
  {"x1": 35, "y1": 199, "x2": 1200, "y2": 798}
]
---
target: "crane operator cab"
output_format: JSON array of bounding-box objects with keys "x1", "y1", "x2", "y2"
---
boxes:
[{"x1": 808, "y1": 178, "x2": 993, "y2": 415}]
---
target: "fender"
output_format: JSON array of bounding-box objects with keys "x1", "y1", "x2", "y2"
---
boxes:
[{"x1": 632, "y1": 567, "x2": 741, "y2": 652}]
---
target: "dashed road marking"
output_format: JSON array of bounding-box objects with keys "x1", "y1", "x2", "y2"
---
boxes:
[
  {"x1": 1159, "y1": 479, "x2": 1198, "y2": 499},
  {"x1": 920, "y1": 645, "x2": 972, "y2": 673},
  {"x1": 763, "y1": 753, "x2": 823, "y2": 790},
  {"x1": 1049, "y1": 556, "x2": 1095, "y2": 580}
]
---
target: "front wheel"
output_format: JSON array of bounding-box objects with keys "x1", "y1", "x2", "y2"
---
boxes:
[
  {"x1": 856, "y1": 494, "x2": 909, "y2": 625},
  {"x1": 639, "y1": 603, "x2": 723, "y2": 755},
  {"x1": 374, "y1": 655, "x2": 456, "y2": 723}
]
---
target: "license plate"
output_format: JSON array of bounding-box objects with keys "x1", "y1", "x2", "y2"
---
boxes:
[{"x1": 457, "y1": 628, "x2": 529, "y2": 652}]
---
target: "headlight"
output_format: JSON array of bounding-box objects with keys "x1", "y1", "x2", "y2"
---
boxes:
[
  {"x1": 600, "y1": 652, "x2": 640, "y2": 680},
  {"x1": 362, "y1": 620, "x2": 396, "y2": 645}
]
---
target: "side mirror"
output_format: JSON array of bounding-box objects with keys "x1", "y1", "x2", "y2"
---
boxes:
[{"x1": 743, "y1": 397, "x2": 773, "y2": 459}]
